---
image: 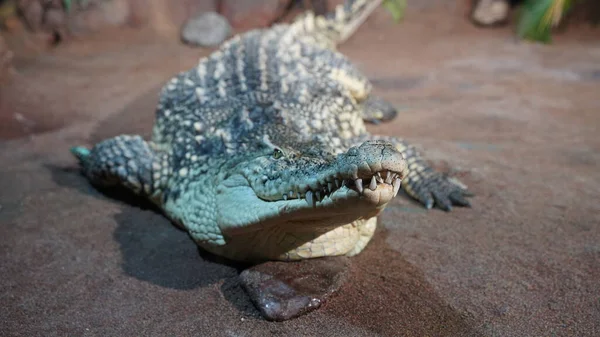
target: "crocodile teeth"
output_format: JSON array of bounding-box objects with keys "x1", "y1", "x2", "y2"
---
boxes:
[
  {"x1": 385, "y1": 171, "x2": 394, "y2": 184},
  {"x1": 355, "y1": 178, "x2": 363, "y2": 193},
  {"x1": 289, "y1": 190, "x2": 294, "y2": 199},
  {"x1": 369, "y1": 175, "x2": 377, "y2": 191},
  {"x1": 327, "y1": 182, "x2": 333, "y2": 193},
  {"x1": 392, "y1": 178, "x2": 401, "y2": 197},
  {"x1": 305, "y1": 190, "x2": 314, "y2": 206},
  {"x1": 376, "y1": 172, "x2": 384, "y2": 183},
  {"x1": 335, "y1": 179, "x2": 340, "y2": 188},
  {"x1": 283, "y1": 194, "x2": 288, "y2": 200}
]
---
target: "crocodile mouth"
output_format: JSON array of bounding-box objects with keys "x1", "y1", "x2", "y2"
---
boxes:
[{"x1": 261, "y1": 169, "x2": 404, "y2": 207}]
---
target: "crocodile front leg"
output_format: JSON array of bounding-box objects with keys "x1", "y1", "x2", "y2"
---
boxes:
[{"x1": 71, "y1": 135, "x2": 169, "y2": 203}]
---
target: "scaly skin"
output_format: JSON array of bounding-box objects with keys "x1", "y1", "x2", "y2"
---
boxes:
[{"x1": 71, "y1": 0, "x2": 472, "y2": 262}]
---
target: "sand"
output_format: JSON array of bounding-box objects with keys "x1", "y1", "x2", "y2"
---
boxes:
[{"x1": 1, "y1": 4, "x2": 599, "y2": 336}]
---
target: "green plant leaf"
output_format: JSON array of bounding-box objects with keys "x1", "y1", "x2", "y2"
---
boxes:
[
  {"x1": 63, "y1": 0, "x2": 72, "y2": 12},
  {"x1": 383, "y1": 0, "x2": 406, "y2": 23},
  {"x1": 517, "y1": 0, "x2": 574, "y2": 43}
]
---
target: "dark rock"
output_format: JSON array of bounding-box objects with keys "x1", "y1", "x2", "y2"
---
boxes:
[
  {"x1": 181, "y1": 11, "x2": 231, "y2": 47},
  {"x1": 239, "y1": 256, "x2": 350, "y2": 321},
  {"x1": 219, "y1": 0, "x2": 290, "y2": 31}
]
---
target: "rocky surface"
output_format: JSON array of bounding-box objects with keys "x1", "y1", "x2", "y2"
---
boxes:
[
  {"x1": 1, "y1": 4, "x2": 599, "y2": 336},
  {"x1": 13, "y1": 0, "x2": 219, "y2": 42},
  {"x1": 8, "y1": 0, "x2": 331, "y2": 48},
  {"x1": 240, "y1": 258, "x2": 350, "y2": 321},
  {"x1": 181, "y1": 11, "x2": 231, "y2": 47},
  {"x1": 15, "y1": 0, "x2": 131, "y2": 42}
]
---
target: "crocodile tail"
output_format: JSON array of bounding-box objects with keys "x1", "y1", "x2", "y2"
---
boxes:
[{"x1": 292, "y1": 0, "x2": 383, "y2": 46}]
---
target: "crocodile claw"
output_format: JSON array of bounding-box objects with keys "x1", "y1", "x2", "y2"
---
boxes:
[{"x1": 405, "y1": 171, "x2": 473, "y2": 211}]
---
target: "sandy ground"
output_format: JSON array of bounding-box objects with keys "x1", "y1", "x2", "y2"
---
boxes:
[{"x1": 1, "y1": 4, "x2": 600, "y2": 336}]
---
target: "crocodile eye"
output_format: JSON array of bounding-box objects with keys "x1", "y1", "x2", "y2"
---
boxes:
[{"x1": 272, "y1": 148, "x2": 284, "y2": 159}]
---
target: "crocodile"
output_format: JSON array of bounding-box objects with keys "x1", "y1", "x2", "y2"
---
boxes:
[{"x1": 71, "y1": 0, "x2": 473, "y2": 262}]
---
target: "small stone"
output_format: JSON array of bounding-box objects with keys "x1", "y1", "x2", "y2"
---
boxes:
[
  {"x1": 239, "y1": 256, "x2": 350, "y2": 321},
  {"x1": 470, "y1": 0, "x2": 510, "y2": 27},
  {"x1": 181, "y1": 12, "x2": 232, "y2": 47}
]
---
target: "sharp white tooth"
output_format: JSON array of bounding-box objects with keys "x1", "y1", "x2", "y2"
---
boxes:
[
  {"x1": 328, "y1": 182, "x2": 333, "y2": 193},
  {"x1": 283, "y1": 194, "x2": 288, "y2": 200},
  {"x1": 369, "y1": 175, "x2": 377, "y2": 191},
  {"x1": 289, "y1": 190, "x2": 294, "y2": 199},
  {"x1": 392, "y1": 178, "x2": 402, "y2": 197},
  {"x1": 335, "y1": 179, "x2": 340, "y2": 188},
  {"x1": 376, "y1": 172, "x2": 383, "y2": 183},
  {"x1": 355, "y1": 179, "x2": 363, "y2": 193},
  {"x1": 342, "y1": 179, "x2": 347, "y2": 187},
  {"x1": 385, "y1": 171, "x2": 393, "y2": 184},
  {"x1": 305, "y1": 190, "x2": 314, "y2": 206}
]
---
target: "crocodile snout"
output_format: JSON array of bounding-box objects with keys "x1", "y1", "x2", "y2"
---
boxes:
[{"x1": 341, "y1": 140, "x2": 408, "y2": 181}]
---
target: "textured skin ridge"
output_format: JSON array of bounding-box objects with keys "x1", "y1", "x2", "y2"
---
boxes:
[
  {"x1": 289, "y1": 0, "x2": 384, "y2": 47},
  {"x1": 72, "y1": 0, "x2": 473, "y2": 262}
]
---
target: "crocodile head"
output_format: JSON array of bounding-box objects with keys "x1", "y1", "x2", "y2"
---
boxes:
[{"x1": 213, "y1": 137, "x2": 408, "y2": 259}]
